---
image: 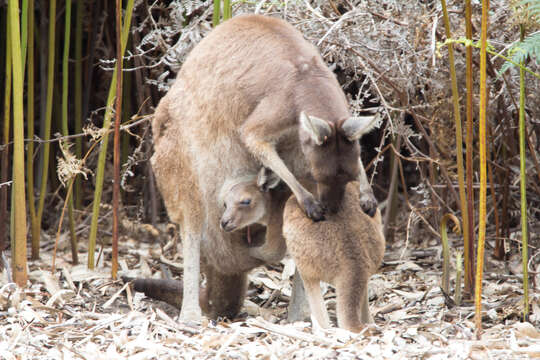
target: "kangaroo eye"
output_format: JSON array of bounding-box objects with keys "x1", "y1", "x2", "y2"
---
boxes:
[
  {"x1": 223, "y1": 203, "x2": 227, "y2": 209},
  {"x1": 240, "y1": 199, "x2": 251, "y2": 206}
]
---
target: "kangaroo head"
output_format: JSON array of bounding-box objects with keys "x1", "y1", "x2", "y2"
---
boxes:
[
  {"x1": 299, "y1": 110, "x2": 379, "y2": 213},
  {"x1": 219, "y1": 169, "x2": 280, "y2": 232}
]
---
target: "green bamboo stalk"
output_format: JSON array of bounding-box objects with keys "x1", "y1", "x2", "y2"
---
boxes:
[
  {"x1": 223, "y1": 0, "x2": 231, "y2": 20},
  {"x1": 33, "y1": 0, "x2": 57, "y2": 260},
  {"x1": 8, "y1": 0, "x2": 28, "y2": 287},
  {"x1": 112, "y1": 0, "x2": 124, "y2": 280},
  {"x1": 475, "y1": 0, "x2": 489, "y2": 339},
  {"x1": 213, "y1": 0, "x2": 221, "y2": 26},
  {"x1": 74, "y1": 0, "x2": 84, "y2": 210},
  {"x1": 87, "y1": 0, "x2": 135, "y2": 269},
  {"x1": 61, "y1": 0, "x2": 72, "y2": 147},
  {"x1": 440, "y1": 0, "x2": 469, "y2": 298},
  {"x1": 61, "y1": 0, "x2": 78, "y2": 264},
  {"x1": 27, "y1": 0, "x2": 36, "y2": 258},
  {"x1": 0, "y1": 18, "x2": 12, "y2": 252},
  {"x1": 440, "y1": 213, "x2": 461, "y2": 295},
  {"x1": 21, "y1": 0, "x2": 28, "y2": 72},
  {"x1": 464, "y1": 0, "x2": 476, "y2": 297},
  {"x1": 121, "y1": 65, "x2": 132, "y2": 167},
  {"x1": 518, "y1": 25, "x2": 529, "y2": 321}
]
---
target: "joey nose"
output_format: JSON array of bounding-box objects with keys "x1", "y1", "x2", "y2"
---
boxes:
[{"x1": 220, "y1": 219, "x2": 232, "y2": 231}]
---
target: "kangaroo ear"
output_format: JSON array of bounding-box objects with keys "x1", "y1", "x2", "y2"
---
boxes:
[
  {"x1": 340, "y1": 112, "x2": 381, "y2": 141},
  {"x1": 257, "y1": 167, "x2": 281, "y2": 192},
  {"x1": 299, "y1": 112, "x2": 333, "y2": 146}
]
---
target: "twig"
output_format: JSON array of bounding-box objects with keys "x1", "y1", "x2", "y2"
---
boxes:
[
  {"x1": 0, "y1": 115, "x2": 151, "y2": 149},
  {"x1": 368, "y1": 10, "x2": 409, "y2": 26},
  {"x1": 247, "y1": 317, "x2": 336, "y2": 345}
]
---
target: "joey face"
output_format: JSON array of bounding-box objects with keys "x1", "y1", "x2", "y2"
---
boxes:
[
  {"x1": 220, "y1": 183, "x2": 268, "y2": 232},
  {"x1": 299, "y1": 111, "x2": 379, "y2": 213}
]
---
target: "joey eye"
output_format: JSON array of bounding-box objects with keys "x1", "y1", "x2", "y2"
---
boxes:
[{"x1": 240, "y1": 199, "x2": 251, "y2": 206}]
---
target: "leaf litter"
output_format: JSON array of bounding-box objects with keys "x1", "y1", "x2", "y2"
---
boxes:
[{"x1": 0, "y1": 222, "x2": 538, "y2": 360}]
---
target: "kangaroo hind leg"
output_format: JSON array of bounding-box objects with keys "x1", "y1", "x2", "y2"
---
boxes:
[
  {"x1": 336, "y1": 273, "x2": 367, "y2": 333},
  {"x1": 302, "y1": 276, "x2": 330, "y2": 329},
  {"x1": 360, "y1": 285, "x2": 374, "y2": 324}
]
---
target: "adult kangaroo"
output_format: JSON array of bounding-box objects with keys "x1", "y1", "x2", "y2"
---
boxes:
[{"x1": 151, "y1": 15, "x2": 378, "y2": 322}]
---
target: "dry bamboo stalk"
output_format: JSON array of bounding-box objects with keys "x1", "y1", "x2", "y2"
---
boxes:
[{"x1": 475, "y1": 0, "x2": 490, "y2": 339}]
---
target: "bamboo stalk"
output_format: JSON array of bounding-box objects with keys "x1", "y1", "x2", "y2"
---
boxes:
[
  {"x1": 21, "y1": 0, "x2": 28, "y2": 73},
  {"x1": 8, "y1": 0, "x2": 28, "y2": 287},
  {"x1": 224, "y1": 0, "x2": 231, "y2": 20},
  {"x1": 87, "y1": 0, "x2": 135, "y2": 269},
  {"x1": 213, "y1": 0, "x2": 221, "y2": 26},
  {"x1": 62, "y1": 6, "x2": 72, "y2": 136},
  {"x1": 440, "y1": 0, "x2": 469, "y2": 299},
  {"x1": 82, "y1": 0, "x2": 100, "y2": 134},
  {"x1": 488, "y1": 125, "x2": 503, "y2": 259},
  {"x1": 475, "y1": 0, "x2": 489, "y2": 339},
  {"x1": 112, "y1": 0, "x2": 124, "y2": 280},
  {"x1": 33, "y1": 0, "x2": 57, "y2": 260},
  {"x1": 61, "y1": 0, "x2": 78, "y2": 264},
  {"x1": 518, "y1": 24, "x2": 529, "y2": 321},
  {"x1": 26, "y1": 0, "x2": 36, "y2": 257},
  {"x1": 464, "y1": 0, "x2": 476, "y2": 297},
  {"x1": 0, "y1": 18, "x2": 12, "y2": 252},
  {"x1": 121, "y1": 64, "x2": 131, "y2": 168},
  {"x1": 74, "y1": 0, "x2": 83, "y2": 210}
]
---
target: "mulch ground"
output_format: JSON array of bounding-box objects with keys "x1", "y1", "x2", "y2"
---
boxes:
[{"x1": 1, "y1": 222, "x2": 538, "y2": 359}]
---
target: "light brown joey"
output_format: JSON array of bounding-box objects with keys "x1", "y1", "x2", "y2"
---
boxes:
[
  {"x1": 283, "y1": 181, "x2": 385, "y2": 333},
  {"x1": 151, "y1": 15, "x2": 378, "y2": 321},
  {"x1": 219, "y1": 169, "x2": 290, "y2": 263}
]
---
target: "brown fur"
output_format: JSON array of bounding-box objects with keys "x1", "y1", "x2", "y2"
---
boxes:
[
  {"x1": 123, "y1": 276, "x2": 183, "y2": 309},
  {"x1": 283, "y1": 182, "x2": 385, "y2": 332},
  {"x1": 151, "y1": 15, "x2": 377, "y2": 321},
  {"x1": 122, "y1": 275, "x2": 244, "y2": 319}
]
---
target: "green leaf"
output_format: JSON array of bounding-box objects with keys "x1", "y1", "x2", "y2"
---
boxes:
[
  {"x1": 519, "y1": 0, "x2": 540, "y2": 18},
  {"x1": 499, "y1": 32, "x2": 540, "y2": 75}
]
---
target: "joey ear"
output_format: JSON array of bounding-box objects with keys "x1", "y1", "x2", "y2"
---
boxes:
[
  {"x1": 340, "y1": 112, "x2": 381, "y2": 141},
  {"x1": 299, "y1": 112, "x2": 333, "y2": 145},
  {"x1": 257, "y1": 167, "x2": 281, "y2": 192}
]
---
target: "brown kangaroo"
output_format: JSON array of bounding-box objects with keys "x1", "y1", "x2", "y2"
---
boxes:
[
  {"x1": 151, "y1": 15, "x2": 378, "y2": 321},
  {"x1": 283, "y1": 182, "x2": 385, "y2": 332}
]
